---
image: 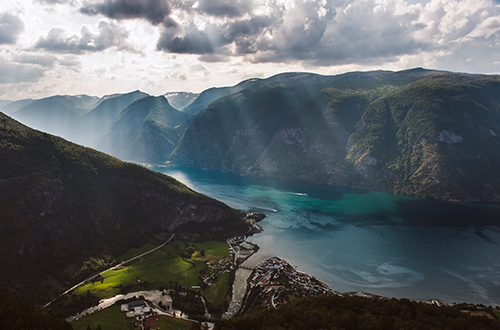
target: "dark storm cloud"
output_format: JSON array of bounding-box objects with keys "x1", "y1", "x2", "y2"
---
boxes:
[
  {"x1": 80, "y1": 0, "x2": 171, "y2": 25},
  {"x1": 157, "y1": 15, "x2": 273, "y2": 55},
  {"x1": 35, "y1": 21, "x2": 131, "y2": 54},
  {"x1": 224, "y1": 16, "x2": 275, "y2": 54},
  {"x1": 0, "y1": 13, "x2": 25, "y2": 45},
  {"x1": 0, "y1": 60, "x2": 44, "y2": 83},
  {"x1": 157, "y1": 28, "x2": 216, "y2": 54},
  {"x1": 197, "y1": 0, "x2": 253, "y2": 18},
  {"x1": 13, "y1": 54, "x2": 56, "y2": 67}
]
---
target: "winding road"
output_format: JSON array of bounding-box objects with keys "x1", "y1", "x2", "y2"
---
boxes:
[{"x1": 44, "y1": 233, "x2": 175, "y2": 308}]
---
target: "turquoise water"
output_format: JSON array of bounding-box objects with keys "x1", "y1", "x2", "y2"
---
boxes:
[{"x1": 154, "y1": 166, "x2": 500, "y2": 306}]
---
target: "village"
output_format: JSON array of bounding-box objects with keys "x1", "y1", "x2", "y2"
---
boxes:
[
  {"x1": 66, "y1": 212, "x2": 345, "y2": 329},
  {"x1": 246, "y1": 256, "x2": 335, "y2": 309}
]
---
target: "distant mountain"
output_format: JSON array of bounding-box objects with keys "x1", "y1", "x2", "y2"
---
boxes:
[
  {"x1": 72, "y1": 90, "x2": 149, "y2": 146},
  {"x1": 182, "y1": 77, "x2": 265, "y2": 116},
  {"x1": 96, "y1": 96, "x2": 191, "y2": 163},
  {"x1": 5, "y1": 95, "x2": 99, "y2": 140},
  {"x1": 0, "y1": 100, "x2": 12, "y2": 109},
  {"x1": 164, "y1": 92, "x2": 199, "y2": 111},
  {"x1": 172, "y1": 69, "x2": 500, "y2": 202},
  {"x1": 0, "y1": 112, "x2": 246, "y2": 303},
  {"x1": 1, "y1": 99, "x2": 35, "y2": 113},
  {"x1": 171, "y1": 70, "x2": 422, "y2": 171},
  {"x1": 171, "y1": 78, "x2": 327, "y2": 170},
  {"x1": 181, "y1": 70, "x2": 407, "y2": 117}
]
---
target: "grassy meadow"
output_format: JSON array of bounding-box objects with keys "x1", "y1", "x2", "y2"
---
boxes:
[
  {"x1": 71, "y1": 239, "x2": 231, "y2": 307},
  {"x1": 147, "y1": 315, "x2": 194, "y2": 330},
  {"x1": 71, "y1": 305, "x2": 130, "y2": 330}
]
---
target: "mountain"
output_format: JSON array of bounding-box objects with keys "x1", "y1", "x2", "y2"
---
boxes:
[
  {"x1": 164, "y1": 92, "x2": 199, "y2": 111},
  {"x1": 344, "y1": 73, "x2": 500, "y2": 202},
  {"x1": 182, "y1": 77, "x2": 266, "y2": 116},
  {"x1": 171, "y1": 70, "x2": 424, "y2": 171},
  {"x1": 4, "y1": 95, "x2": 99, "y2": 141},
  {"x1": 72, "y1": 90, "x2": 149, "y2": 146},
  {"x1": 1, "y1": 99, "x2": 35, "y2": 114},
  {"x1": 0, "y1": 100, "x2": 12, "y2": 109},
  {"x1": 0, "y1": 112, "x2": 246, "y2": 303},
  {"x1": 96, "y1": 95, "x2": 191, "y2": 163},
  {"x1": 172, "y1": 69, "x2": 500, "y2": 202}
]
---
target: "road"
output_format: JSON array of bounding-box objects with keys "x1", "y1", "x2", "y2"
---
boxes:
[{"x1": 44, "y1": 233, "x2": 175, "y2": 308}]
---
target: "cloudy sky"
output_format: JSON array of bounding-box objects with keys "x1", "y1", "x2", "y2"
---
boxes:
[{"x1": 1, "y1": 0, "x2": 500, "y2": 100}]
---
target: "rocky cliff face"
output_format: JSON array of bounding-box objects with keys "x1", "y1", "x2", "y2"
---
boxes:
[
  {"x1": 0, "y1": 112, "x2": 246, "y2": 303},
  {"x1": 344, "y1": 74, "x2": 500, "y2": 202}
]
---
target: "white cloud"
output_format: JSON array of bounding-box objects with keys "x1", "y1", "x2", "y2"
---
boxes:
[
  {"x1": 1, "y1": 0, "x2": 500, "y2": 99},
  {"x1": 35, "y1": 21, "x2": 133, "y2": 54}
]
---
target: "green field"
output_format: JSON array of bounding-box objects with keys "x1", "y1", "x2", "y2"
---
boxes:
[
  {"x1": 118, "y1": 243, "x2": 159, "y2": 262},
  {"x1": 71, "y1": 305, "x2": 130, "y2": 330},
  {"x1": 202, "y1": 272, "x2": 231, "y2": 308},
  {"x1": 148, "y1": 315, "x2": 193, "y2": 330},
  {"x1": 73, "y1": 240, "x2": 231, "y2": 307}
]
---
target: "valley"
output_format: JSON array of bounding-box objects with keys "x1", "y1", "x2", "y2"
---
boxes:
[
  {"x1": 1, "y1": 68, "x2": 500, "y2": 329},
  {"x1": 3, "y1": 69, "x2": 500, "y2": 203}
]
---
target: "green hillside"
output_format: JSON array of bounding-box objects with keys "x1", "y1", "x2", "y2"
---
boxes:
[
  {"x1": 0, "y1": 112, "x2": 246, "y2": 304},
  {"x1": 345, "y1": 73, "x2": 500, "y2": 201},
  {"x1": 96, "y1": 96, "x2": 191, "y2": 163},
  {"x1": 74, "y1": 90, "x2": 149, "y2": 146},
  {"x1": 172, "y1": 69, "x2": 500, "y2": 202}
]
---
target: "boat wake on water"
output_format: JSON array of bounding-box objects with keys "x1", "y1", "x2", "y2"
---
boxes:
[
  {"x1": 288, "y1": 192, "x2": 308, "y2": 196},
  {"x1": 252, "y1": 206, "x2": 278, "y2": 213}
]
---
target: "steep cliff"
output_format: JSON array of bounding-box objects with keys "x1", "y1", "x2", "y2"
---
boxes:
[{"x1": 172, "y1": 70, "x2": 500, "y2": 202}]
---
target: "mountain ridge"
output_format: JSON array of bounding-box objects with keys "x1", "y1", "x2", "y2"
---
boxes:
[
  {"x1": 96, "y1": 95, "x2": 191, "y2": 163},
  {"x1": 172, "y1": 69, "x2": 500, "y2": 202},
  {"x1": 5, "y1": 68, "x2": 500, "y2": 202}
]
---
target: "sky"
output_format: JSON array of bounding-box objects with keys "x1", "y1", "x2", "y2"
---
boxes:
[{"x1": 1, "y1": 0, "x2": 500, "y2": 100}]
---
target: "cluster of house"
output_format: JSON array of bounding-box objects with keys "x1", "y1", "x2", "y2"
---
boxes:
[
  {"x1": 249, "y1": 257, "x2": 290, "y2": 288},
  {"x1": 248, "y1": 257, "x2": 335, "y2": 308},
  {"x1": 227, "y1": 235, "x2": 257, "y2": 263},
  {"x1": 120, "y1": 293, "x2": 173, "y2": 321},
  {"x1": 121, "y1": 300, "x2": 153, "y2": 319},
  {"x1": 201, "y1": 257, "x2": 233, "y2": 286}
]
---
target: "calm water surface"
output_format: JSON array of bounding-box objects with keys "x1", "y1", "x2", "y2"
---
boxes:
[{"x1": 154, "y1": 166, "x2": 500, "y2": 306}]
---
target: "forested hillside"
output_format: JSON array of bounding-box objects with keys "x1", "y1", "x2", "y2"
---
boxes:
[
  {"x1": 173, "y1": 70, "x2": 500, "y2": 202},
  {"x1": 215, "y1": 295, "x2": 500, "y2": 330},
  {"x1": 0, "y1": 112, "x2": 246, "y2": 304}
]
